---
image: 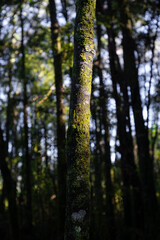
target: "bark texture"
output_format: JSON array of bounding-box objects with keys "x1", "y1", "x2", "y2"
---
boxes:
[{"x1": 65, "y1": 1, "x2": 96, "y2": 239}]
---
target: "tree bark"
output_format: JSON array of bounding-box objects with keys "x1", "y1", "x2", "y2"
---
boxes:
[
  {"x1": 49, "y1": 1, "x2": 66, "y2": 239},
  {"x1": 65, "y1": 0, "x2": 96, "y2": 239}
]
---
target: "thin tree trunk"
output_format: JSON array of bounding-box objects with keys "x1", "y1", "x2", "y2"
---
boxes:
[
  {"x1": 107, "y1": 25, "x2": 144, "y2": 235},
  {"x1": 44, "y1": 120, "x2": 49, "y2": 168},
  {"x1": 91, "y1": 84, "x2": 103, "y2": 240},
  {"x1": 20, "y1": 2, "x2": 32, "y2": 232},
  {"x1": 6, "y1": 56, "x2": 12, "y2": 159},
  {"x1": 98, "y1": 1, "x2": 144, "y2": 238},
  {"x1": 119, "y1": 0, "x2": 157, "y2": 238},
  {"x1": 60, "y1": 0, "x2": 73, "y2": 79},
  {"x1": 49, "y1": 1, "x2": 66, "y2": 239},
  {"x1": 0, "y1": 127, "x2": 19, "y2": 240},
  {"x1": 96, "y1": 22, "x2": 116, "y2": 240},
  {"x1": 65, "y1": 1, "x2": 96, "y2": 239},
  {"x1": 60, "y1": 0, "x2": 68, "y2": 21}
]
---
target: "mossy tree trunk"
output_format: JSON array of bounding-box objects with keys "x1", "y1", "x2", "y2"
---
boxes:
[
  {"x1": 65, "y1": 0, "x2": 96, "y2": 239},
  {"x1": 49, "y1": 1, "x2": 66, "y2": 240}
]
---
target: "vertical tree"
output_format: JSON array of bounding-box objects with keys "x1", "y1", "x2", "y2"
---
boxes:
[
  {"x1": 20, "y1": 1, "x2": 32, "y2": 232},
  {"x1": 95, "y1": 18, "x2": 116, "y2": 240},
  {"x1": 49, "y1": 1, "x2": 66, "y2": 239},
  {"x1": 119, "y1": 0, "x2": 157, "y2": 238},
  {"x1": 0, "y1": 127, "x2": 19, "y2": 240},
  {"x1": 65, "y1": 0, "x2": 96, "y2": 239},
  {"x1": 90, "y1": 82, "x2": 104, "y2": 240},
  {"x1": 105, "y1": 2, "x2": 144, "y2": 238}
]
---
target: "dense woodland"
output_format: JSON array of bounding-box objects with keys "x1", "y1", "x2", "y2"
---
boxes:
[{"x1": 0, "y1": 0, "x2": 160, "y2": 239}]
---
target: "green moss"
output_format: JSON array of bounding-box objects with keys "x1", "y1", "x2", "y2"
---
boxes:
[
  {"x1": 75, "y1": 0, "x2": 96, "y2": 52},
  {"x1": 88, "y1": 56, "x2": 92, "y2": 62},
  {"x1": 80, "y1": 53, "x2": 86, "y2": 61},
  {"x1": 65, "y1": 1, "x2": 96, "y2": 239}
]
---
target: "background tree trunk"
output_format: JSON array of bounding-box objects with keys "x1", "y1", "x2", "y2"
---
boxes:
[
  {"x1": 49, "y1": 1, "x2": 67, "y2": 239},
  {"x1": 20, "y1": 2, "x2": 32, "y2": 233},
  {"x1": 119, "y1": 0, "x2": 157, "y2": 238},
  {"x1": 0, "y1": 127, "x2": 19, "y2": 240}
]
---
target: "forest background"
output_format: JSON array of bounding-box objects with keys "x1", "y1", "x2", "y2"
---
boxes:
[{"x1": 0, "y1": 0, "x2": 160, "y2": 240}]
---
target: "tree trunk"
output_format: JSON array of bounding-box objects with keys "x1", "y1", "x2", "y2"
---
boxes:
[
  {"x1": 65, "y1": 0, "x2": 96, "y2": 239},
  {"x1": 96, "y1": 21, "x2": 116, "y2": 240},
  {"x1": 96, "y1": 1, "x2": 144, "y2": 238},
  {"x1": 0, "y1": 127, "x2": 19, "y2": 240},
  {"x1": 119, "y1": 0, "x2": 157, "y2": 238},
  {"x1": 49, "y1": 1, "x2": 66, "y2": 239},
  {"x1": 20, "y1": 2, "x2": 32, "y2": 232},
  {"x1": 91, "y1": 83, "x2": 103, "y2": 240},
  {"x1": 107, "y1": 25, "x2": 144, "y2": 237}
]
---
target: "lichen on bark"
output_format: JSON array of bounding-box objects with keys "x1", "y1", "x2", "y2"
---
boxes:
[{"x1": 65, "y1": 0, "x2": 96, "y2": 239}]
